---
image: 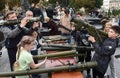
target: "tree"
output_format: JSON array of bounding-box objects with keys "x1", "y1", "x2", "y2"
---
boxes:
[
  {"x1": 107, "y1": 9, "x2": 112, "y2": 17},
  {"x1": 74, "y1": 0, "x2": 96, "y2": 12},
  {"x1": 0, "y1": 1, "x2": 5, "y2": 11},
  {"x1": 95, "y1": 0, "x2": 103, "y2": 8}
]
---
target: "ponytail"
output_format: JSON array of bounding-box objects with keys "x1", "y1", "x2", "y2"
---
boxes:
[{"x1": 16, "y1": 43, "x2": 21, "y2": 60}]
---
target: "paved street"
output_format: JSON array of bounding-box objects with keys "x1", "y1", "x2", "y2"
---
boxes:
[{"x1": 0, "y1": 46, "x2": 120, "y2": 78}]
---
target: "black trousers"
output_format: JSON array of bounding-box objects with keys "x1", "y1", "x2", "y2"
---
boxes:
[
  {"x1": 92, "y1": 68, "x2": 104, "y2": 78},
  {"x1": 7, "y1": 47, "x2": 17, "y2": 71},
  {"x1": 7, "y1": 47, "x2": 17, "y2": 78},
  {"x1": 78, "y1": 50, "x2": 91, "y2": 74}
]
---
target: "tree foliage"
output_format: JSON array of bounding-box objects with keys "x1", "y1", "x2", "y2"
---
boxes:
[
  {"x1": 0, "y1": 1, "x2": 5, "y2": 10},
  {"x1": 112, "y1": 9, "x2": 120, "y2": 16},
  {"x1": 95, "y1": 0, "x2": 103, "y2": 8},
  {"x1": 0, "y1": 0, "x2": 103, "y2": 11},
  {"x1": 74, "y1": 0, "x2": 95, "y2": 9}
]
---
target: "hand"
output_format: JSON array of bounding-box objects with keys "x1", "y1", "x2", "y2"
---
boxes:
[
  {"x1": 71, "y1": 26, "x2": 75, "y2": 31},
  {"x1": 20, "y1": 17, "x2": 29, "y2": 28},
  {"x1": 43, "y1": 56, "x2": 47, "y2": 63},
  {"x1": 88, "y1": 36, "x2": 96, "y2": 43},
  {"x1": 39, "y1": 22, "x2": 43, "y2": 28},
  {"x1": 32, "y1": 22, "x2": 39, "y2": 29}
]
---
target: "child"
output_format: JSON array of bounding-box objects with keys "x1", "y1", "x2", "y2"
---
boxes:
[
  {"x1": 15, "y1": 35, "x2": 47, "y2": 78},
  {"x1": 104, "y1": 22, "x2": 117, "y2": 78},
  {"x1": 104, "y1": 21, "x2": 112, "y2": 33},
  {"x1": 88, "y1": 26, "x2": 120, "y2": 78},
  {"x1": 31, "y1": 31, "x2": 41, "y2": 64}
]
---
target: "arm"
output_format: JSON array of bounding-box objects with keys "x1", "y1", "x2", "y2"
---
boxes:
[
  {"x1": 88, "y1": 36, "x2": 116, "y2": 56},
  {"x1": 30, "y1": 57, "x2": 47, "y2": 69},
  {"x1": 0, "y1": 17, "x2": 29, "y2": 38},
  {"x1": 23, "y1": 22, "x2": 40, "y2": 35},
  {"x1": 92, "y1": 41, "x2": 116, "y2": 56},
  {"x1": 0, "y1": 26, "x2": 23, "y2": 38}
]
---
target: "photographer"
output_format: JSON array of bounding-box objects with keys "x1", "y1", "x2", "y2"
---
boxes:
[{"x1": 72, "y1": 27, "x2": 92, "y2": 78}]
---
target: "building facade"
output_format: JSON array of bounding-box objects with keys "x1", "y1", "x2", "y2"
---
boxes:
[
  {"x1": 109, "y1": 0, "x2": 120, "y2": 10},
  {"x1": 102, "y1": 0, "x2": 120, "y2": 12}
]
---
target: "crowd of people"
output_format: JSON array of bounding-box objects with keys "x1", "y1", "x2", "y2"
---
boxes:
[{"x1": 0, "y1": 1, "x2": 120, "y2": 78}]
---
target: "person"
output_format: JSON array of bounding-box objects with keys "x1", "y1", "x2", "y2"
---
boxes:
[
  {"x1": 100, "y1": 17, "x2": 109, "y2": 30},
  {"x1": 29, "y1": 3, "x2": 35, "y2": 13},
  {"x1": 104, "y1": 22, "x2": 117, "y2": 78},
  {"x1": 25, "y1": 10, "x2": 43, "y2": 36},
  {"x1": 30, "y1": 31, "x2": 41, "y2": 78},
  {"x1": 44, "y1": 17, "x2": 60, "y2": 35},
  {"x1": 88, "y1": 26, "x2": 120, "y2": 78},
  {"x1": 60, "y1": 9, "x2": 74, "y2": 43},
  {"x1": 15, "y1": 35, "x2": 47, "y2": 78},
  {"x1": 0, "y1": 10, "x2": 40, "y2": 76},
  {"x1": 104, "y1": 21, "x2": 112, "y2": 33},
  {"x1": 33, "y1": 3, "x2": 43, "y2": 17},
  {"x1": 72, "y1": 27, "x2": 92, "y2": 78},
  {"x1": 0, "y1": 11, "x2": 28, "y2": 72},
  {"x1": 46, "y1": 4, "x2": 54, "y2": 19}
]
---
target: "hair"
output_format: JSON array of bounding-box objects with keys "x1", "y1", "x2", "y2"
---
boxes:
[
  {"x1": 16, "y1": 36, "x2": 35, "y2": 59},
  {"x1": 20, "y1": 35, "x2": 35, "y2": 47},
  {"x1": 105, "y1": 21, "x2": 112, "y2": 27},
  {"x1": 64, "y1": 9, "x2": 70, "y2": 17},
  {"x1": 4, "y1": 11, "x2": 16, "y2": 19},
  {"x1": 111, "y1": 25, "x2": 120, "y2": 34},
  {"x1": 25, "y1": 10, "x2": 33, "y2": 17},
  {"x1": 104, "y1": 21, "x2": 112, "y2": 32}
]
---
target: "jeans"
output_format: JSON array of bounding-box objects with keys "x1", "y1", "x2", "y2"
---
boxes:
[
  {"x1": 110, "y1": 55, "x2": 117, "y2": 78},
  {"x1": 61, "y1": 33, "x2": 71, "y2": 43}
]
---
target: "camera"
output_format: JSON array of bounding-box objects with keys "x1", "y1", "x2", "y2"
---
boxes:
[
  {"x1": 72, "y1": 28, "x2": 90, "y2": 46},
  {"x1": 80, "y1": 28, "x2": 90, "y2": 46}
]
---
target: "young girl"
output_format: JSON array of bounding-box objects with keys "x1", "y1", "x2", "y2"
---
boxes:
[
  {"x1": 15, "y1": 35, "x2": 47, "y2": 78},
  {"x1": 104, "y1": 21, "x2": 112, "y2": 33}
]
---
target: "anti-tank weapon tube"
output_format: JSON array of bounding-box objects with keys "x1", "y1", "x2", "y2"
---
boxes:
[
  {"x1": 0, "y1": 16, "x2": 43, "y2": 26},
  {"x1": 0, "y1": 61, "x2": 97, "y2": 77}
]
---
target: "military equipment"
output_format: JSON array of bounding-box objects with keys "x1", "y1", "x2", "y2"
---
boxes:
[
  {"x1": 58, "y1": 24, "x2": 72, "y2": 32},
  {"x1": 42, "y1": 35, "x2": 69, "y2": 42},
  {"x1": 46, "y1": 44, "x2": 94, "y2": 50},
  {"x1": 51, "y1": 19, "x2": 72, "y2": 32},
  {"x1": 41, "y1": 46, "x2": 72, "y2": 51},
  {"x1": 0, "y1": 16, "x2": 43, "y2": 26},
  {"x1": 33, "y1": 50, "x2": 76, "y2": 60},
  {"x1": 0, "y1": 61, "x2": 97, "y2": 77},
  {"x1": 33, "y1": 50, "x2": 86, "y2": 60},
  {"x1": 73, "y1": 18, "x2": 107, "y2": 43}
]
